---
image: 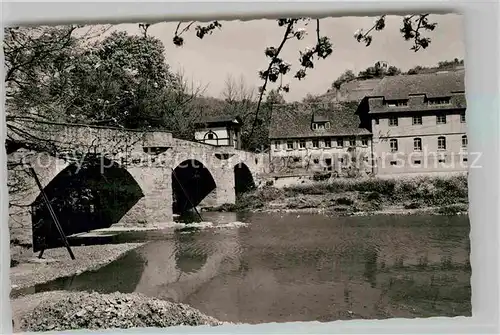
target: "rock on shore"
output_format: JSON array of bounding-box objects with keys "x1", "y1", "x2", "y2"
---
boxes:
[{"x1": 19, "y1": 291, "x2": 223, "y2": 332}]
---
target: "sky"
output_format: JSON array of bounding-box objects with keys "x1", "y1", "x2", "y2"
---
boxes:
[{"x1": 108, "y1": 13, "x2": 464, "y2": 102}]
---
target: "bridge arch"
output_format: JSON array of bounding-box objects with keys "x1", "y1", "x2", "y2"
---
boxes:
[
  {"x1": 31, "y1": 155, "x2": 144, "y2": 251},
  {"x1": 172, "y1": 159, "x2": 217, "y2": 214},
  {"x1": 234, "y1": 162, "x2": 256, "y2": 195}
]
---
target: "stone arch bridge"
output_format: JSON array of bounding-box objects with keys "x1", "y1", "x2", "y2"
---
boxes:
[{"x1": 8, "y1": 122, "x2": 267, "y2": 249}]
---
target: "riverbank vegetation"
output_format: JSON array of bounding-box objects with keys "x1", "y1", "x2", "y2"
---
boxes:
[{"x1": 212, "y1": 175, "x2": 468, "y2": 215}]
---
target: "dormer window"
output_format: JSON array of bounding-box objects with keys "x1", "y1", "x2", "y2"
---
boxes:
[
  {"x1": 427, "y1": 97, "x2": 451, "y2": 105},
  {"x1": 312, "y1": 121, "x2": 330, "y2": 130},
  {"x1": 385, "y1": 99, "x2": 408, "y2": 107}
]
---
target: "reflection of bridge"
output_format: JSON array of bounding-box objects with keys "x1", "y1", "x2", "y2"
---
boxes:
[
  {"x1": 134, "y1": 221, "x2": 242, "y2": 302},
  {"x1": 8, "y1": 122, "x2": 266, "y2": 248}
]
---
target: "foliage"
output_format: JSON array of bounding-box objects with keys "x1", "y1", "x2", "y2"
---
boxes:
[
  {"x1": 282, "y1": 175, "x2": 468, "y2": 206},
  {"x1": 332, "y1": 70, "x2": 357, "y2": 89},
  {"x1": 407, "y1": 58, "x2": 464, "y2": 75},
  {"x1": 358, "y1": 61, "x2": 402, "y2": 79}
]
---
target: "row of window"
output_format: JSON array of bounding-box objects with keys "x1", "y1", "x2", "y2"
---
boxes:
[
  {"x1": 389, "y1": 156, "x2": 468, "y2": 166},
  {"x1": 385, "y1": 97, "x2": 452, "y2": 107},
  {"x1": 275, "y1": 137, "x2": 369, "y2": 150},
  {"x1": 375, "y1": 113, "x2": 466, "y2": 126},
  {"x1": 389, "y1": 135, "x2": 468, "y2": 152}
]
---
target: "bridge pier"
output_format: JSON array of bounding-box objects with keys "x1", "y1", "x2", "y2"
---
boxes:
[
  {"x1": 119, "y1": 166, "x2": 173, "y2": 228},
  {"x1": 212, "y1": 165, "x2": 236, "y2": 206}
]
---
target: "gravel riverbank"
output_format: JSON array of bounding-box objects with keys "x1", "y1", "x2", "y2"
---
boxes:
[
  {"x1": 11, "y1": 291, "x2": 223, "y2": 333},
  {"x1": 10, "y1": 243, "x2": 146, "y2": 291}
]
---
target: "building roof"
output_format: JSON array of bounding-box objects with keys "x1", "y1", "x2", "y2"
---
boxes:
[
  {"x1": 194, "y1": 115, "x2": 241, "y2": 128},
  {"x1": 368, "y1": 70, "x2": 465, "y2": 100},
  {"x1": 269, "y1": 102, "x2": 371, "y2": 139},
  {"x1": 312, "y1": 114, "x2": 330, "y2": 122}
]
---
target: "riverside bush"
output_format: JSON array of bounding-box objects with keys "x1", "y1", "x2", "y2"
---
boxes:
[{"x1": 282, "y1": 175, "x2": 468, "y2": 206}]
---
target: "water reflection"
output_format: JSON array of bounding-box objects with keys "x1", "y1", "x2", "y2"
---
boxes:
[
  {"x1": 174, "y1": 229, "x2": 208, "y2": 274},
  {"x1": 363, "y1": 246, "x2": 378, "y2": 288},
  {"x1": 13, "y1": 212, "x2": 471, "y2": 323},
  {"x1": 13, "y1": 248, "x2": 146, "y2": 297}
]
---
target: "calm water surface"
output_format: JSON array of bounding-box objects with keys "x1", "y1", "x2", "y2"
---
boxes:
[{"x1": 18, "y1": 212, "x2": 471, "y2": 323}]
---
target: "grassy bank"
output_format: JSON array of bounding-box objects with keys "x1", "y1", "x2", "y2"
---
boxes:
[{"x1": 211, "y1": 175, "x2": 468, "y2": 215}]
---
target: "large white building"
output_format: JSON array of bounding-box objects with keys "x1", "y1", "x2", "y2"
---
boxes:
[
  {"x1": 358, "y1": 69, "x2": 467, "y2": 176},
  {"x1": 268, "y1": 69, "x2": 467, "y2": 177}
]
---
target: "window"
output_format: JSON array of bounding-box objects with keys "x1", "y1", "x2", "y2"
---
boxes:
[
  {"x1": 312, "y1": 139, "x2": 319, "y2": 148},
  {"x1": 438, "y1": 158, "x2": 446, "y2": 164},
  {"x1": 414, "y1": 160, "x2": 421, "y2": 165},
  {"x1": 438, "y1": 136, "x2": 446, "y2": 150},
  {"x1": 374, "y1": 118, "x2": 379, "y2": 125},
  {"x1": 461, "y1": 113, "x2": 466, "y2": 123},
  {"x1": 428, "y1": 97, "x2": 451, "y2": 105},
  {"x1": 413, "y1": 138, "x2": 422, "y2": 151},
  {"x1": 436, "y1": 114, "x2": 447, "y2": 124},
  {"x1": 313, "y1": 122, "x2": 329, "y2": 130},
  {"x1": 463, "y1": 158, "x2": 468, "y2": 163},
  {"x1": 325, "y1": 158, "x2": 332, "y2": 171},
  {"x1": 349, "y1": 138, "x2": 356, "y2": 147},
  {"x1": 337, "y1": 138, "x2": 344, "y2": 147},
  {"x1": 386, "y1": 100, "x2": 408, "y2": 107},
  {"x1": 313, "y1": 158, "x2": 320, "y2": 164},
  {"x1": 299, "y1": 139, "x2": 306, "y2": 149},
  {"x1": 287, "y1": 140, "x2": 294, "y2": 150},
  {"x1": 361, "y1": 139, "x2": 368, "y2": 147},
  {"x1": 390, "y1": 161, "x2": 398, "y2": 166},
  {"x1": 324, "y1": 138, "x2": 331, "y2": 148},
  {"x1": 207, "y1": 133, "x2": 214, "y2": 140},
  {"x1": 390, "y1": 139, "x2": 398, "y2": 152},
  {"x1": 389, "y1": 116, "x2": 398, "y2": 126},
  {"x1": 412, "y1": 116, "x2": 422, "y2": 125},
  {"x1": 462, "y1": 135, "x2": 468, "y2": 149},
  {"x1": 274, "y1": 141, "x2": 280, "y2": 150}
]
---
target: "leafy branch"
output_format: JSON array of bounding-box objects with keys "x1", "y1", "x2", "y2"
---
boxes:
[
  {"x1": 354, "y1": 14, "x2": 437, "y2": 51},
  {"x1": 172, "y1": 21, "x2": 222, "y2": 46}
]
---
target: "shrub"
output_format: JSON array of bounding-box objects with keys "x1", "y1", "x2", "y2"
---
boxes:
[
  {"x1": 404, "y1": 202, "x2": 422, "y2": 209},
  {"x1": 365, "y1": 191, "x2": 382, "y2": 202},
  {"x1": 335, "y1": 197, "x2": 354, "y2": 206},
  {"x1": 312, "y1": 172, "x2": 331, "y2": 182}
]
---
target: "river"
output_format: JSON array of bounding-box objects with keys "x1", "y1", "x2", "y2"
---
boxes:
[{"x1": 14, "y1": 212, "x2": 471, "y2": 323}]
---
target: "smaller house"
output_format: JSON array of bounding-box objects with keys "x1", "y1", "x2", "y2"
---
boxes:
[
  {"x1": 268, "y1": 102, "x2": 373, "y2": 175},
  {"x1": 194, "y1": 115, "x2": 242, "y2": 149}
]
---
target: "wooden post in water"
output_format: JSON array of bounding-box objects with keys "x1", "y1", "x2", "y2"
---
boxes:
[{"x1": 28, "y1": 165, "x2": 76, "y2": 260}]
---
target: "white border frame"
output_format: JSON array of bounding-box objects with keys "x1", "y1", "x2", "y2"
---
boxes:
[{"x1": 1, "y1": 1, "x2": 499, "y2": 334}]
